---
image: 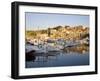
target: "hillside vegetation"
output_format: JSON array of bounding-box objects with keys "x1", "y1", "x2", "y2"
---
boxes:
[{"x1": 26, "y1": 25, "x2": 89, "y2": 41}]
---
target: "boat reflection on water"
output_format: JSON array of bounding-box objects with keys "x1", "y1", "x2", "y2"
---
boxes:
[
  {"x1": 26, "y1": 50, "x2": 36, "y2": 62},
  {"x1": 25, "y1": 44, "x2": 89, "y2": 68},
  {"x1": 26, "y1": 50, "x2": 60, "y2": 62}
]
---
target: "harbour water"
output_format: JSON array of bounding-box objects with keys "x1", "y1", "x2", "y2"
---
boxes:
[{"x1": 25, "y1": 44, "x2": 89, "y2": 68}]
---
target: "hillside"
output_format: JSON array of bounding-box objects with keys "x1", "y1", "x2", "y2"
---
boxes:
[{"x1": 26, "y1": 25, "x2": 89, "y2": 41}]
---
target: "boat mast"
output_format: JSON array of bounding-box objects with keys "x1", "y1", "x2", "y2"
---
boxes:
[{"x1": 38, "y1": 26, "x2": 39, "y2": 48}]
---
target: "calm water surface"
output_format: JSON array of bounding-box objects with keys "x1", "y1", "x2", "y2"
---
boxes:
[{"x1": 26, "y1": 50, "x2": 89, "y2": 68}]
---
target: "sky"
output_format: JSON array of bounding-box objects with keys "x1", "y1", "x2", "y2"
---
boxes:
[{"x1": 25, "y1": 12, "x2": 89, "y2": 30}]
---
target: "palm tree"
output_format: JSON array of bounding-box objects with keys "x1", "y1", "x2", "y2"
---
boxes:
[{"x1": 48, "y1": 28, "x2": 51, "y2": 37}]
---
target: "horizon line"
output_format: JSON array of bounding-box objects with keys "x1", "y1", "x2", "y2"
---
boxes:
[{"x1": 26, "y1": 25, "x2": 89, "y2": 31}]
